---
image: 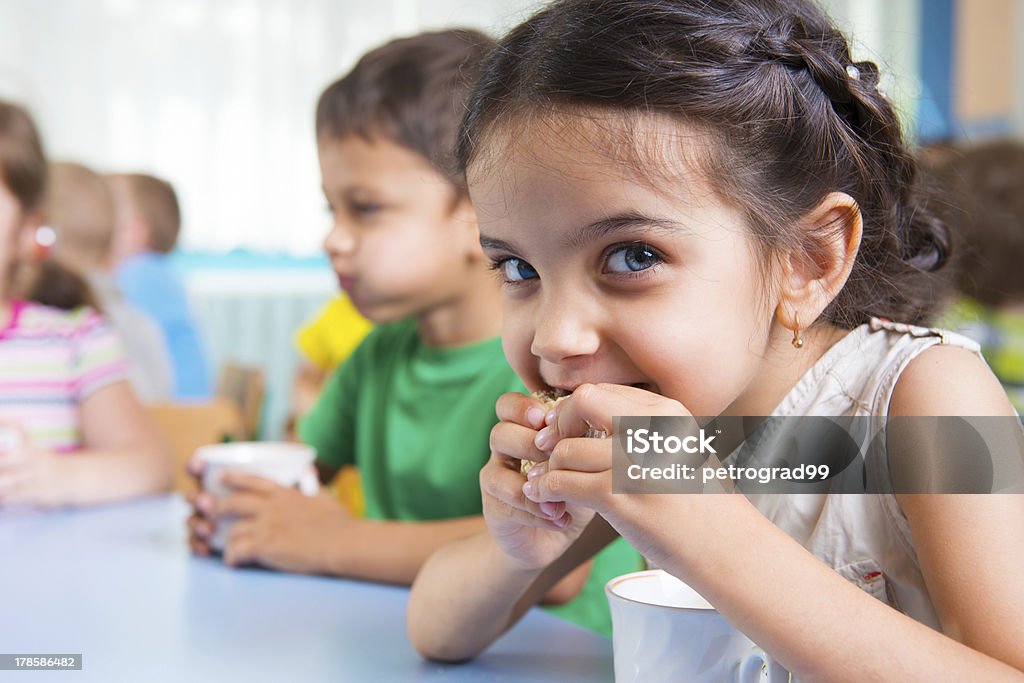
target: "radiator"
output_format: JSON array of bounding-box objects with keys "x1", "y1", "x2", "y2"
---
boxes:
[{"x1": 184, "y1": 269, "x2": 337, "y2": 440}]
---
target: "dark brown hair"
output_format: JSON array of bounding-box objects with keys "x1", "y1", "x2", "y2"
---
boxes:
[
  {"x1": 926, "y1": 141, "x2": 1024, "y2": 308},
  {"x1": 0, "y1": 100, "x2": 95, "y2": 310},
  {"x1": 315, "y1": 28, "x2": 495, "y2": 199},
  {"x1": 0, "y1": 101, "x2": 46, "y2": 214},
  {"x1": 108, "y1": 173, "x2": 181, "y2": 253},
  {"x1": 457, "y1": 0, "x2": 951, "y2": 326}
]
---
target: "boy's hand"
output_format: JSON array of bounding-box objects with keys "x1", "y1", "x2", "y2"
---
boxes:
[
  {"x1": 0, "y1": 425, "x2": 66, "y2": 508},
  {"x1": 185, "y1": 457, "x2": 214, "y2": 556},
  {"x1": 192, "y1": 471, "x2": 351, "y2": 574},
  {"x1": 481, "y1": 392, "x2": 594, "y2": 570}
]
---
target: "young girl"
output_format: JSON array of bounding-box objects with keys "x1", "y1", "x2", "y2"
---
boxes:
[
  {"x1": 0, "y1": 100, "x2": 169, "y2": 507},
  {"x1": 407, "y1": 0, "x2": 1024, "y2": 678}
]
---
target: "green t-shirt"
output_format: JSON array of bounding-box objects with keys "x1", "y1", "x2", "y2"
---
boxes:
[
  {"x1": 300, "y1": 318, "x2": 519, "y2": 520},
  {"x1": 299, "y1": 318, "x2": 642, "y2": 635}
]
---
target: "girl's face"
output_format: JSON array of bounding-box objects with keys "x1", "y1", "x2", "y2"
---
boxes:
[{"x1": 470, "y1": 118, "x2": 785, "y2": 417}]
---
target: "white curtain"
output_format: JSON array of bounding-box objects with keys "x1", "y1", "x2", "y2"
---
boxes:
[{"x1": 0, "y1": 0, "x2": 542, "y2": 255}]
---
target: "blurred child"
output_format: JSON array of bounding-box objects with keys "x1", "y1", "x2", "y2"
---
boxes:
[
  {"x1": 46, "y1": 161, "x2": 173, "y2": 403},
  {"x1": 0, "y1": 100, "x2": 169, "y2": 507},
  {"x1": 106, "y1": 172, "x2": 211, "y2": 399},
  {"x1": 187, "y1": 29, "x2": 642, "y2": 634},
  {"x1": 930, "y1": 141, "x2": 1024, "y2": 413},
  {"x1": 407, "y1": 0, "x2": 1024, "y2": 677}
]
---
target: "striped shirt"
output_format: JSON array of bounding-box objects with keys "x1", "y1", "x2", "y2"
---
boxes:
[{"x1": 0, "y1": 300, "x2": 128, "y2": 452}]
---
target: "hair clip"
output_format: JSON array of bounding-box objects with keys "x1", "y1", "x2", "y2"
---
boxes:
[
  {"x1": 35, "y1": 225, "x2": 57, "y2": 248},
  {"x1": 846, "y1": 64, "x2": 861, "y2": 81}
]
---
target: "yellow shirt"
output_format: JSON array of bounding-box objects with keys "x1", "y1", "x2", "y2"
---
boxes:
[
  {"x1": 295, "y1": 296, "x2": 373, "y2": 371},
  {"x1": 294, "y1": 295, "x2": 372, "y2": 517}
]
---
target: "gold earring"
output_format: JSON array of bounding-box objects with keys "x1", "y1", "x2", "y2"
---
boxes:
[{"x1": 792, "y1": 312, "x2": 804, "y2": 349}]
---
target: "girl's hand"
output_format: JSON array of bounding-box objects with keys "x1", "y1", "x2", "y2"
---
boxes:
[
  {"x1": 193, "y1": 471, "x2": 351, "y2": 574},
  {"x1": 481, "y1": 392, "x2": 594, "y2": 569},
  {"x1": 0, "y1": 425, "x2": 67, "y2": 508},
  {"x1": 523, "y1": 383, "x2": 689, "y2": 523}
]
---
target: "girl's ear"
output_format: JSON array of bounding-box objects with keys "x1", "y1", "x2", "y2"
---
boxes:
[{"x1": 775, "y1": 192, "x2": 863, "y2": 329}]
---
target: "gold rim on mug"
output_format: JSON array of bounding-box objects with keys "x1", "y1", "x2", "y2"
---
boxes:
[{"x1": 605, "y1": 569, "x2": 716, "y2": 614}]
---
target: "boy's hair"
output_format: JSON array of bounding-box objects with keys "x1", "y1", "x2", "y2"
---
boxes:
[
  {"x1": 109, "y1": 173, "x2": 181, "y2": 253},
  {"x1": 46, "y1": 161, "x2": 115, "y2": 270},
  {"x1": 315, "y1": 28, "x2": 495, "y2": 200},
  {"x1": 0, "y1": 100, "x2": 95, "y2": 310},
  {"x1": 458, "y1": 0, "x2": 950, "y2": 326},
  {"x1": 927, "y1": 141, "x2": 1024, "y2": 308}
]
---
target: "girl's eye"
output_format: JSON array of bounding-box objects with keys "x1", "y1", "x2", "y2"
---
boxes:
[
  {"x1": 497, "y1": 258, "x2": 538, "y2": 282},
  {"x1": 604, "y1": 243, "x2": 662, "y2": 273}
]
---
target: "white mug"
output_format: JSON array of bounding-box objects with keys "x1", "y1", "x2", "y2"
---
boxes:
[
  {"x1": 606, "y1": 570, "x2": 791, "y2": 682},
  {"x1": 195, "y1": 442, "x2": 319, "y2": 552}
]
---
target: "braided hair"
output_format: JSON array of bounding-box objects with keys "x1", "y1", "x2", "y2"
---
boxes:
[{"x1": 457, "y1": 0, "x2": 950, "y2": 326}]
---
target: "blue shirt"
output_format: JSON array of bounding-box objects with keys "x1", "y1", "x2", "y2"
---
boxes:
[{"x1": 116, "y1": 252, "x2": 211, "y2": 398}]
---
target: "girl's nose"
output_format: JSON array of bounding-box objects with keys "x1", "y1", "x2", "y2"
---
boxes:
[
  {"x1": 323, "y1": 218, "x2": 356, "y2": 256},
  {"x1": 530, "y1": 296, "x2": 601, "y2": 363}
]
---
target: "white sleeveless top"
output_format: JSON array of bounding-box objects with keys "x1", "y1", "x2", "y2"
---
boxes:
[{"x1": 742, "y1": 317, "x2": 981, "y2": 630}]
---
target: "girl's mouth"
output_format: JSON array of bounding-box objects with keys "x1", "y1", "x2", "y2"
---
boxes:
[{"x1": 539, "y1": 381, "x2": 659, "y2": 397}]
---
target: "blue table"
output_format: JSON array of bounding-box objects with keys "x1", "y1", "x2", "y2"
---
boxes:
[{"x1": 0, "y1": 496, "x2": 613, "y2": 682}]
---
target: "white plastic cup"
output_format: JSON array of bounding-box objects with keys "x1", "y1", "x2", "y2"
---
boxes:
[{"x1": 195, "y1": 442, "x2": 319, "y2": 551}]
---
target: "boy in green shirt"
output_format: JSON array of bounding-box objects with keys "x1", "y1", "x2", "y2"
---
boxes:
[{"x1": 187, "y1": 29, "x2": 640, "y2": 636}]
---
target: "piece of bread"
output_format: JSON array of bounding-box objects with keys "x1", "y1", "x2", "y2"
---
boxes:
[{"x1": 520, "y1": 390, "x2": 606, "y2": 476}]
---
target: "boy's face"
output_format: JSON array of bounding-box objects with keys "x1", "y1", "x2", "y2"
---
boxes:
[
  {"x1": 106, "y1": 178, "x2": 147, "y2": 265},
  {"x1": 319, "y1": 134, "x2": 477, "y2": 323},
  {"x1": 469, "y1": 116, "x2": 782, "y2": 418}
]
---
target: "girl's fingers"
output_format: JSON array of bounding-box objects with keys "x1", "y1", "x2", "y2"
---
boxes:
[
  {"x1": 0, "y1": 450, "x2": 29, "y2": 471},
  {"x1": 543, "y1": 382, "x2": 688, "y2": 443},
  {"x1": 490, "y1": 500, "x2": 572, "y2": 531},
  {"x1": 524, "y1": 468, "x2": 609, "y2": 512},
  {"x1": 490, "y1": 420, "x2": 550, "y2": 464},
  {"x1": 481, "y1": 456, "x2": 569, "y2": 520},
  {"x1": 547, "y1": 436, "x2": 612, "y2": 474},
  {"x1": 495, "y1": 392, "x2": 548, "y2": 429},
  {"x1": 0, "y1": 470, "x2": 30, "y2": 498}
]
